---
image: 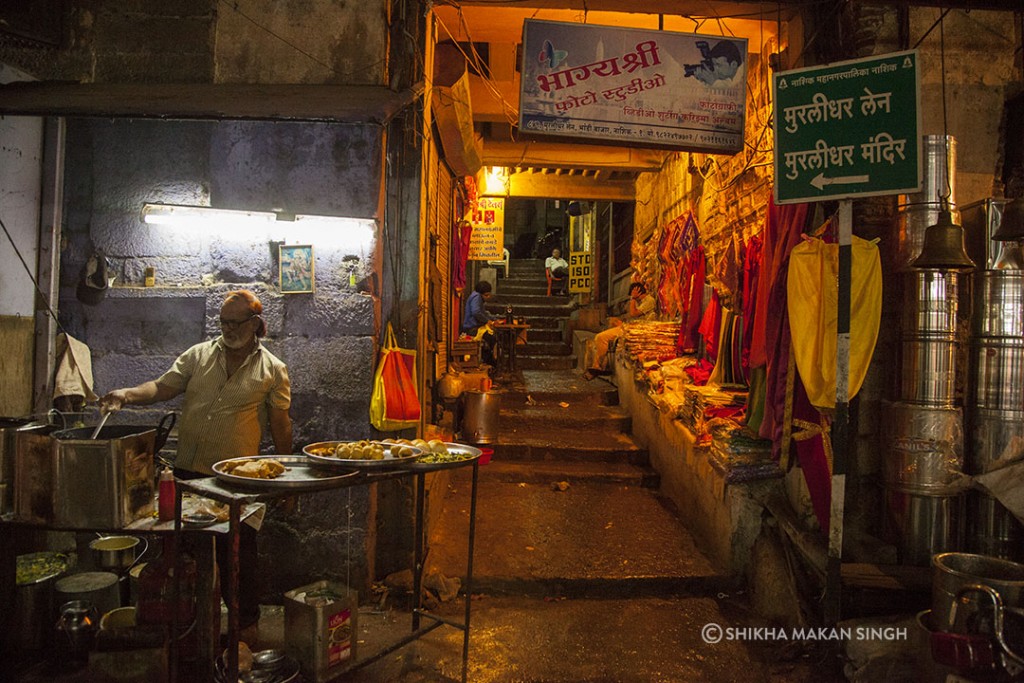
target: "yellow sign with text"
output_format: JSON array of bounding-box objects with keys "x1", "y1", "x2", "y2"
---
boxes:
[
  {"x1": 569, "y1": 251, "x2": 592, "y2": 294},
  {"x1": 467, "y1": 198, "x2": 505, "y2": 260}
]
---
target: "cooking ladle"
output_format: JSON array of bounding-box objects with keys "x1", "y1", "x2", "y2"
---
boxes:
[{"x1": 90, "y1": 411, "x2": 110, "y2": 439}]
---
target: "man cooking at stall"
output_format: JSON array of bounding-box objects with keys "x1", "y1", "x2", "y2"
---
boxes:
[{"x1": 100, "y1": 288, "x2": 292, "y2": 636}]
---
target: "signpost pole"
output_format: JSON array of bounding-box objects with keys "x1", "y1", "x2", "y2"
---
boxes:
[{"x1": 825, "y1": 199, "x2": 852, "y2": 626}]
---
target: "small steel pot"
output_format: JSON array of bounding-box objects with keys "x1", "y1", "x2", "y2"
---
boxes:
[{"x1": 89, "y1": 536, "x2": 140, "y2": 571}]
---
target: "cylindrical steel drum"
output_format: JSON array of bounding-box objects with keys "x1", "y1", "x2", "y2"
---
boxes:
[
  {"x1": 932, "y1": 552, "x2": 1024, "y2": 633},
  {"x1": 966, "y1": 407, "x2": 1024, "y2": 474},
  {"x1": 967, "y1": 491, "x2": 1024, "y2": 562},
  {"x1": 901, "y1": 270, "x2": 958, "y2": 337},
  {"x1": 899, "y1": 135, "x2": 957, "y2": 208},
  {"x1": 55, "y1": 572, "x2": 120, "y2": 620},
  {"x1": 882, "y1": 401, "x2": 963, "y2": 490},
  {"x1": 973, "y1": 271, "x2": 1024, "y2": 338},
  {"x1": 968, "y1": 338, "x2": 1024, "y2": 411},
  {"x1": 460, "y1": 391, "x2": 500, "y2": 445},
  {"x1": 899, "y1": 337, "x2": 958, "y2": 406},
  {"x1": 884, "y1": 488, "x2": 964, "y2": 566}
]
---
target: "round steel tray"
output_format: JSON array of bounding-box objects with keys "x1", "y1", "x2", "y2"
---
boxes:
[
  {"x1": 212, "y1": 455, "x2": 358, "y2": 490},
  {"x1": 303, "y1": 441, "x2": 424, "y2": 470},
  {"x1": 407, "y1": 442, "x2": 482, "y2": 471}
]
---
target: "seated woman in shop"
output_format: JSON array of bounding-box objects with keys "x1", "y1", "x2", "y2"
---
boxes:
[
  {"x1": 545, "y1": 248, "x2": 569, "y2": 295},
  {"x1": 461, "y1": 280, "x2": 499, "y2": 370},
  {"x1": 582, "y1": 282, "x2": 656, "y2": 381}
]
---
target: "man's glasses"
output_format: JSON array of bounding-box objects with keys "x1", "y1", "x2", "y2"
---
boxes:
[{"x1": 219, "y1": 314, "x2": 255, "y2": 330}]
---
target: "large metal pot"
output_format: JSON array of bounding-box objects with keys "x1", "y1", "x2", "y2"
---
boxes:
[
  {"x1": 884, "y1": 488, "x2": 964, "y2": 566},
  {"x1": 0, "y1": 417, "x2": 37, "y2": 514},
  {"x1": 902, "y1": 270, "x2": 958, "y2": 338},
  {"x1": 90, "y1": 536, "x2": 141, "y2": 571},
  {"x1": 973, "y1": 271, "x2": 1024, "y2": 337},
  {"x1": 899, "y1": 337, "x2": 958, "y2": 406},
  {"x1": 968, "y1": 338, "x2": 1024, "y2": 411},
  {"x1": 460, "y1": 391, "x2": 500, "y2": 445},
  {"x1": 966, "y1": 407, "x2": 1024, "y2": 474},
  {"x1": 932, "y1": 552, "x2": 1024, "y2": 634},
  {"x1": 967, "y1": 492, "x2": 1024, "y2": 563}
]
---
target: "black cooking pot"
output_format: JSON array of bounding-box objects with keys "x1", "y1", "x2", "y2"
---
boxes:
[{"x1": 53, "y1": 412, "x2": 176, "y2": 453}]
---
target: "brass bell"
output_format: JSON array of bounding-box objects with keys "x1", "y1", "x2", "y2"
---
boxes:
[
  {"x1": 911, "y1": 209, "x2": 975, "y2": 270},
  {"x1": 992, "y1": 196, "x2": 1024, "y2": 241}
]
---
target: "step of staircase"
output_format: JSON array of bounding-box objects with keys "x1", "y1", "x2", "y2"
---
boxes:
[
  {"x1": 519, "y1": 342, "x2": 571, "y2": 356},
  {"x1": 497, "y1": 281, "x2": 558, "y2": 295},
  {"x1": 501, "y1": 402, "x2": 631, "y2": 431},
  {"x1": 501, "y1": 370, "x2": 618, "y2": 405},
  {"x1": 518, "y1": 355, "x2": 575, "y2": 371},
  {"x1": 491, "y1": 429, "x2": 648, "y2": 465},
  {"x1": 487, "y1": 302, "x2": 574, "y2": 317},
  {"x1": 493, "y1": 293, "x2": 570, "y2": 305},
  {"x1": 477, "y1": 460, "x2": 658, "y2": 488},
  {"x1": 523, "y1": 329, "x2": 564, "y2": 343}
]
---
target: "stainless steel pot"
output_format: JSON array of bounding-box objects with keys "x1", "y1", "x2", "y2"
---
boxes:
[
  {"x1": 55, "y1": 572, "x2": 120, "y2": 619},
  {"x1": 899, "y1": 337, "x2": 958, "y2": 406},
  {"x1": 902, "y1": 270, "x2": 958, "y2": 337},
  {"x1": 884, "y1": 488, "x2": 965, "y2": 566},
  {"x1": 461, "y1": 391, "x2": 500, "y2": 445},
  {"x1": 973, "y1": 271, "x2": 1024, "y2": 338},
  {"x1": 966, "y1": 407, "x2": 1024, "y2": 474},
  {"x1": 968, "y1": 338, "x2": 1024, "y2": 410},
  {"x1": 899, "y1": 135, "x2": 957, "y2": 208},
  {"x1": 932, "y1": 552, "x2": 1024, "y2": 634},
  {"x1": 967, "y1": 492, "x2": 1024, "y2": 562},
  {"x1": 89, "y1": 536, "x2": 141, "y2": 571}
]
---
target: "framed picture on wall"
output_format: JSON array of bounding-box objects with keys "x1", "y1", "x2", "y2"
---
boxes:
[{"x1": 279, "y1": 244, "x2": 314, "y2": 294}]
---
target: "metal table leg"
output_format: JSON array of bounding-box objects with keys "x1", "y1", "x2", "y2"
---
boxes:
[
  {"x1": 226, "y1": 500, "x2": 242, "y2": 681},
  {"x1": 462, "y1": 461, "x2": 479, "y2": 683},
  {"x1": 171, "y1": 486, "x2": 183, "y2": 682},
  {"x1": 412, "y1": 472, "x2": 426, "y2": 631}
]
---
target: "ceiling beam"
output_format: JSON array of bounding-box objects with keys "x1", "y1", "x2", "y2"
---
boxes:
[
  {"x1": 509, "y1": 171, "x2": 634, "y2": 200},
  {"x1": 483, "y1": 140, "x2": 666, "y2": 172},
  {"x1": 0, "y1": 82, "x2": 423, "y2": 123}
]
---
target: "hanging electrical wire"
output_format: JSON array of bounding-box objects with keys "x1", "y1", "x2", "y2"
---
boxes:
[{"x1": 0, "y1": 215, "x2": 68, "y2": 337}]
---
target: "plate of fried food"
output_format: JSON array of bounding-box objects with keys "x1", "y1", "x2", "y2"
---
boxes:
[
  {"x1": 303, "y1": 439, "x2": 424, "y2": 470},
  {"x1": 212, "y1": 455, "x2": 359, "y2": 490},
  {"x1": 382, "y1": 439, "x2": 483, "y2": 471}
]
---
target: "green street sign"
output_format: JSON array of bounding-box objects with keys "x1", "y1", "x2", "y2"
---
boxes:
[{"x1": 773, "y1": 50, "x2": 920, "y2": 204}]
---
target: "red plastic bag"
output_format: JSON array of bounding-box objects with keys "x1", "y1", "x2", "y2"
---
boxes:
[{"x1": 369, "y1": 323, "x2": 421, "y2": 431}]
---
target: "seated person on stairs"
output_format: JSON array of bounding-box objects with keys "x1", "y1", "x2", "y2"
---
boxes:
[
  {"x1": 583, "y1": 282, "x2": 656, "y2": 380},
  {"x1": 461, "y1": 280, "x2": 499, "y2": 370},
  {"x1": 545, "y1": 248, "x2": 569, "y2": 296}
]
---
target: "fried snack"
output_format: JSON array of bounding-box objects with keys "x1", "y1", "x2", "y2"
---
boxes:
[
  {"x1": 230, "y1": 458, "x2": 286, "y2": 479},
  {"x1": 219, "y1": 458, "x2": 253, "y2": 474}
]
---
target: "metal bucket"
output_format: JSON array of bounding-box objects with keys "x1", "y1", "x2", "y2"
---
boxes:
[
  {"x1": 884, "y1": 488, "x2": 964, "y2": 566},
  {"x1": 55, "y1": 572, "x2": 121, "y2": 620},
  {"x1": 461, "y1": 391, "x2": 500, "y2": 445},
  {"x1": 899, "y1": 337, "x2": 958, "y2": 406},
  {"x1": 973, "y1": 271, "x2": 1024, "y2": 337},
  {"x1": 966, "y1": 407, "x2": 1024, "y2": 474},
  {"x1": 902, "y1": 270, "x2": 958, "y2": 337},
  {"x1": 90, "y1": 536, "x2": 141, "y2": 571},
  {"x1": 11, "y1": 551, "x2": 69, "y2": 651},
  {"x1": 932, "y1": 552, "x2": 1024, "y2": 633},
  {"x1": 968, "y1": 338, "x2": 1024, "y2": 411},
  {"x1": 967, "y1": 492, "x2": 1024, "y2": 563}
]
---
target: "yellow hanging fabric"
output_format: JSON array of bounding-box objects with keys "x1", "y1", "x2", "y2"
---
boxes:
[{"x1": 786, "y1": 235, "x2": 882, "y2": 409}]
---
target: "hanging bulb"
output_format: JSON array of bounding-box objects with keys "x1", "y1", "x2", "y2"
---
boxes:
[{"x1": 911, "y1": 208, "x2": 975, "y2": 270}]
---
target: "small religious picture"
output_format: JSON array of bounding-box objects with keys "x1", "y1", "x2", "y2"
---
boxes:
[{"x1": 279, "y1": 244, "x2": 314, "y2": 294}]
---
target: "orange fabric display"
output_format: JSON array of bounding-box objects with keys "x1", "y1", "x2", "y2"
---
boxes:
[
  {"x1": 369, "y1": 323, "x2": 421, "y2": 431},
  {"x1": 786, "y1": 235, "x2": 882, "y2": 409}
]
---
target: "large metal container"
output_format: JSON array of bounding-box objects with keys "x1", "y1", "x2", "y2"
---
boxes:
[
  {"x1": 899, "y1": 337, "x2": 958, "y2": 406},
  {"x1": 960, "y1": 198, "x2": 1024, "y2": 271},
  {"x1": 899, "y1": 135, "x2": 957, "y2": 208},
  {"x1": 284, "y1": 580, "x2": 357, "y2": 683},
  {"x1": 48, "y1": 425, "x2": 156, "y2": 528},
  {"x1": 13, "y1": 423, "x2": 62, "y2": 524},
  {"x1": 0, "y1": 417, "x2": 36, "y2": 514},
  {"x1": 968, "y1": 337, "x2": 1024, "y2": 411},
  {"x1": 460, "y1": 390, "x2": 500, "y2": 445},
  {"x1": 973, "y1": 271, "x2": 1024, "y2": 338},
  {"x1": 884, "y1": 487, "x2": 964, "y2": 566},
  {"x1": 901, "y1": 270, "x2": 958, "y2": 338},
  {"x1": 932, "y1": 552, "x2": 1024, "y2": 633},
  {"x1": 882, "y1": 401, "x2": 963, "y2": 491},
  {"x1": 966, "y1": 407, "x2": 1024, "y2": 474},
  {"x1": 967, "y1": 492, "x2": 1024, "y2": 562}
]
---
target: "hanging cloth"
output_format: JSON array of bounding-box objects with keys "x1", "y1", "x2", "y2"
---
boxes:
[
  {"x1": 452, "y1": 219, "x2": 473, "y2": 294},
  {"x1": 786, "y1": 235, "x2": 883, "y2": 409},
  {"x1": 54, "y1": 333, "x2": 99, "y2": 403}
]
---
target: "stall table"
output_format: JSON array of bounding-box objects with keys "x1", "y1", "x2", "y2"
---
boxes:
[{"x1": 172, "y1": 455, "x2": 480, "y2": 683}]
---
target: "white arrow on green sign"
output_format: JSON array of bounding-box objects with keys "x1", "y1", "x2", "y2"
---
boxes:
[{"x1": 773, "y1": 50, "x2": 921, "y2": 205}]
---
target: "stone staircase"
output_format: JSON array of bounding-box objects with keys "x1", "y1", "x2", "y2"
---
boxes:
[{"x1": 487, "y1": 258, "x2": 574, "y2": 371}]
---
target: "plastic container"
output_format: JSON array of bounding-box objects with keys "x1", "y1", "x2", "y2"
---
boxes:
[
  {"x1": 158, "y1": 468, "x2": 176, "y2": 522},
  {"x1": 478, "y1": 447, "x2": 493, "y2": 465}
]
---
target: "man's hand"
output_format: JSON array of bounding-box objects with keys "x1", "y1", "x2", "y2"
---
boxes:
[{"x1": 99, "y1": 389, "x2": 129, "y2": 414}]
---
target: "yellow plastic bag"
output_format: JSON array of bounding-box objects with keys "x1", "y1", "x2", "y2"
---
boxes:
[{"x1": 787, "y1": 236, "x2": 882, "y2": 409}]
